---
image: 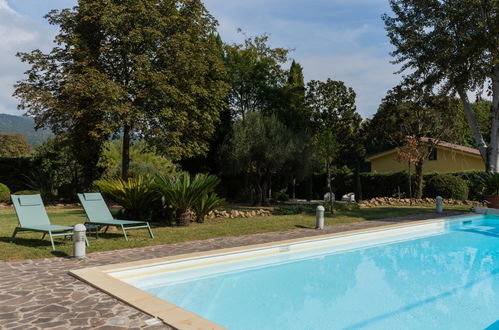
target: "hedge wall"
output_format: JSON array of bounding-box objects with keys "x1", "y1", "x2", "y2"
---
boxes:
[
  {"x1": 291, "y1": 170, "x2": 483, "y2": 201},
  {"x1": 0, "y1": 157, "x2": 35, "y2": 193}
]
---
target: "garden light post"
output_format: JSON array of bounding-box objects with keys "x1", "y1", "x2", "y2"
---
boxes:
[
  {"x1": 436, "y1": 196, "x2": 443, "y2": 214},
  {"x1": 73, "y1": 224, "x2": 87, "y2": 258},
  {"x1": 316, "y1": 205, "x2": 325, "y2": 230}
]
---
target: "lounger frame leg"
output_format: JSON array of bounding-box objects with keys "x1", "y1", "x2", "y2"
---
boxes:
[
  {"x1": 147, "y1": 223, "x2": 154, "y2": 239},
  {"x1": 48, "y1": 231, "x2": 56, "y2": 251},
  {"x1": 10, "y1": 227, "x2": 18, "y2": 242},
  {"x1": 42, "y1": 233, "x2": 46, "y2": 239},
  {"x1": 121, "y1": 225, "x2": 128, "y2": 241},
  {"x1": 104, "y1": 226, "x2": 109, "y2": 234}
]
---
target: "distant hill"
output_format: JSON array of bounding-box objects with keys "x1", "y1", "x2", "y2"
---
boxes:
[{"x1": 0, "y1": 114, "x2": 52, "y2": 146}]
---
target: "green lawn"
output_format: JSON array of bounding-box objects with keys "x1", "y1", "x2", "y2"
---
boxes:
[{"x1": 0, "y1": 205, "x2": 469, "y2": 261}]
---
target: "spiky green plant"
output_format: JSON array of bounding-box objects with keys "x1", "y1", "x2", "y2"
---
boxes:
[
  {"x1": 95, "y1": 175, "x2": 157, "y2": 220},
  {"x1": 155, "y1": 173, "x2": 221, "y2": 226},
  {"x1": 24, "y1": 169, "x2": 57, "y2": 201},
  {"x1": 192, "y1": 192, "x2": 225, "y2": 223}
]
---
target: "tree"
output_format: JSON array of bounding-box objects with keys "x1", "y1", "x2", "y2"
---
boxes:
[
  {"x1": 224, "y1": 34, "x2": 289, "y2": 119},
  {"x1": 365, "y1": 86, "x2": 463, "y2": 198},
  {"x1": 306, "y1": 79, "x2": 364, "y2": 197},
  {"x1": 0, "y1": 134, "x2": 31, "y2": 157},
  {"x1": 383, "y1": 0, "x2": 499, "y2": 171},
  {"x1": 396, "y1": 136, "x2": 423, "y2": 204},
  {"x1": 221, "y1": 112, "x2": 296, "y2": 206},
  {"x1": 14, "y1": 0, "x2": 229, "y2": 182},
  {"x1": 314, "y1": 130, "x2": 339, "y2": 212}
]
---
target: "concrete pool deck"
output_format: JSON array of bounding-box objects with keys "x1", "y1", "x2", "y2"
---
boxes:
[{"x1": 0, "y1": 211, "x2": 465, "y2": 329}]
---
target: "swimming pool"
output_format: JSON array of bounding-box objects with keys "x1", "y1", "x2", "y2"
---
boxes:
[{"x1": 73, "y1": 215, "x2": 499, "y2": 329}]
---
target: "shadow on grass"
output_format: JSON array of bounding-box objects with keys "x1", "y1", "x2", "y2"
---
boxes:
[
  {"x1": 0, "y1": 236, "x2": 72, "y2": 255},
  {"x1": 295, "y1": 225, "x2": 316, "y2": 229}
]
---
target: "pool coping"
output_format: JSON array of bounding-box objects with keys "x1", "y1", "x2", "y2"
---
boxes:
[{"x1": 69, "y1": 213, "x2": 474, "y2": 330}]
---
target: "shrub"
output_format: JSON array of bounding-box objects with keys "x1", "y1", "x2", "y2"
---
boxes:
[
  {"x1": 95, "y1": 176, "x2": 158, "y2": 221},
  {"x1": 0, "y1": 183, "x2": 10, "y2": 202},
  {"x1": 13, "y1": 190, "x2": 40, "y2": 195},
  {"x1": 424, "y1": 174, "x2": 469, "y2": 200},
  {"x1": 155, "y1": 173, "x2": 221, "y2": 226},
  {"x1": 192, "y1": 193, "x2": 225, "y2": 223},
  {"x1": 475, "y1": 172, "x2": 499, "y2": 196},
  {"x1": 274, "y1": 189, "x2": 290, "y2": 202}
]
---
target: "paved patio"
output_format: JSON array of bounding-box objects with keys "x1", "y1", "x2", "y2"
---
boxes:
[{"x1": 0, "y1": 211, "x2": 465, "y2": 329}]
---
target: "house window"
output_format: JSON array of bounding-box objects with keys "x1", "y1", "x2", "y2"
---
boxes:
[{"x1": 428, "y1": 147, "x2": 437, "y2": 160}]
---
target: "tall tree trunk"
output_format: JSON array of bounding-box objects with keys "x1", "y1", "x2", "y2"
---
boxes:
[
  {"x1": 354, "y1": 163, "x2": 362, "y2": 202},
  {"x1": 414, "y1": 159, "x2": 424, "y2": 199},
  {"x1": 489, "y1": 65, "x2": 499, "y2": 172},
  {"x1": 292, "y1": 177, "x2": 296, "y2": 200},
  {"x1": 307, "y1": 176, "x2": 313, "y2": 201},
  {"x1": 122, "y1": 123, "x2": 131, "y2": 180},
  {"x1": 255, "y1": 172, "x2": 263, "y2": 206},
  {"x1": 408, "y1": 162, "x2": 412, "y2": 206},
  {"x1": 457, "y1": 87, "x2": 489, "y2": 168},
  {"x1": 326, "y1": 162, "x2": 333, "y2": 213},
  {"x1": 262, "y1": 175, "x2": 270, "y2": 206}
]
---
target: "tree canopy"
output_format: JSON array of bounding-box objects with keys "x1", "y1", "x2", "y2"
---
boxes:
[
  {"x1": 383, "y1": 0, "x2": 499, "y2": 171},
  {"x1": 14, "y1": 0, "x2": 229, "y2": 182},
  {"x1": 220, "y1": 112, "x2": 297, "y2": 205},
  {"x1": 0, "y1": 134, "x2": 31, "y2": 158}
]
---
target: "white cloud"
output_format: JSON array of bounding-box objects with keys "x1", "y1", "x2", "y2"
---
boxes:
[
  {"x1": 0, "y1": 0, "x2": 57, "y2": 115},
  {"x1": 205, "y1": 0, "x2": 399, "y2": 118}
]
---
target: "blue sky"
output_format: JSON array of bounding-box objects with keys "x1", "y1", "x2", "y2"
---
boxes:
[{"x1": 0, "y1": 0, "x2": 400, "y2": 118}]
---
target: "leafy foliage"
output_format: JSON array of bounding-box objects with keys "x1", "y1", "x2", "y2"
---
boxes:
[
  {"x1": 28, "y1": 138, "x2": 88, "y2": 200},
  {"x1": 95, "y1": 176, "x2": 158, "y2": 221},
  {"x1": 0, "y1": 134, "x2": 31, "y2": 157},
  {"x1": 224, "y1": 34, "x2": 289, "y2": 119},
  {"x1": 192, "y1": 193, "x2": 225, "y2": 223},
  {"x1": 307, "y1": 79, "x2": 364, "y2": 167},
  {"x1": 221, "y1": 112, "x2": 297, "y2": 205},
  {"x1": 424, "y1": 175, "x2": 469, "y2": 201},
  {"x1": 383, "y1": 0, "x2": 498, "y2": 170},
  {"x1": 24, "y1": 169, "x2": 58, "y2": 201},
  {"x1": 14, "y1": 0, "x2": 229, "y2": 181},
  {"x1": 12, "y1": 190, "x2": 40, "y2": 195},
  {"x1": 0, "y1": 183, "x2": 10, "y2": 202},
  {"x1": 100, "y1": 140, "x2": 177, "y2": 179},
  {"x1": 476, "y1": 172, "x2": 499, "y2": 196},
  {"x1": 155, "y1": 173, "x2": 221, "y2": 226}
]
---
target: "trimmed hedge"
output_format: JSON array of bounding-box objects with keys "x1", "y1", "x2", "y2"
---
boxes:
[
  {"x1": 0, "y1": 183, "x2": 10, "y2": 202},
  {"x1": 0, "y1": 157, "x2": 36, "y2": 192},
  {"x1": 424, "y1": 174, "x2": 469, "y2": 200},
  {"x1": 13, "y1": 190, "x2": 40, "y2": 195},
  {"x1": 291, "y1": 170, "x2": 483, "y2": 201}
]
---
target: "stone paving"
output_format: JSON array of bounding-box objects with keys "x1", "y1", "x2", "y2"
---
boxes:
[{"x1": 0, "y1": 211, "x2": 465, "y2": 329}]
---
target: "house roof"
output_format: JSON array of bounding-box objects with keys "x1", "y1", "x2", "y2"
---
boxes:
[{"x1": 366, "y1": 138, "x2": 481, "y2": 161}]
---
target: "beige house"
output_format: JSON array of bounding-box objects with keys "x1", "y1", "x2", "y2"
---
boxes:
[{"x1": 367, "y1": 138, "x2": 485, "y2": 173}]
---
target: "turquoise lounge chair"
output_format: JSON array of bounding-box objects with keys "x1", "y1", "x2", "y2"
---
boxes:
[
  {"x1": 11, "y1": 194, "x2": 88, "y2": 251},
  {"x1": 77, "y1": 193, "x2": 154, "y2": 241}
]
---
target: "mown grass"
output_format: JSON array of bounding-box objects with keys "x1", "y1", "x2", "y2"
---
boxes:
[{"x1": 0, "y1": 204, "x2": 469, "y2": 261}]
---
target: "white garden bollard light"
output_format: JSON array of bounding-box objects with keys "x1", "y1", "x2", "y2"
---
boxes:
[
  {"x1": 73, "y1": 224, "x2": 87, "y2": 258},
  {"x1": 316, "y1": 205, "x2": 325, "y2": 230},
  {"x1": 436, "y1": 196, "x2": 443, "y2": 214}
]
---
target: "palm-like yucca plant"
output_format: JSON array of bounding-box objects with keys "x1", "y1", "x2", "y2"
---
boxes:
[
  {"x1": 155, "y1": 173, "x2": 221, "y2": 226},
  {"x1": 95, "y1": 175, "x2": 157, "y2": 220},
  {"x1": 192, "y1": 192, "x2": 225, "y2": 223}
]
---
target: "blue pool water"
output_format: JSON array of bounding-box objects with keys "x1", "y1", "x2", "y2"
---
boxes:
[{"x1": 127, "y1": 216, "x2": 499, "y2": 329}]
